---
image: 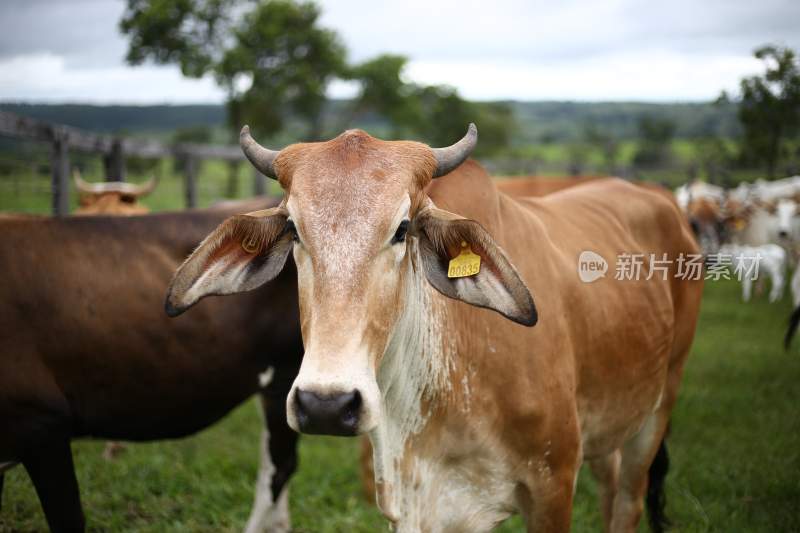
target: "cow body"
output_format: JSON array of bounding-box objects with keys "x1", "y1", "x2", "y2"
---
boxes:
[
  {"x1": 0, "y1": 204, "x2": 302, "y2": 532},
  {"x1": 361, "y1": 165, "x2": 702, "y2": 531},
  {"x1": 495, "y1": 176, "x2": 598, "y2": 197},
  {"x1": 167, "y1": 127, "x2": 702, "y2": 532}
]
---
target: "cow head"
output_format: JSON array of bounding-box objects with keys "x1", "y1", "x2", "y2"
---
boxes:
[
  {"x1": 166, "y1": 125, "x2": 536, "y2": 436},
  {"x1": 73, "y1": 169, "x2": 157, "y2": 215},
  {"x1": 687, "y1": 196, "x2": 726, "y2": 255},
  {"x1": 776, "y1": 198, "x2": 797, "y2": 240}
]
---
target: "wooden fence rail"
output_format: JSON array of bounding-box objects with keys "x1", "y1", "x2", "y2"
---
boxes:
[{"x1": 0, "y1": 111, "x2": 267, "y2": 215}]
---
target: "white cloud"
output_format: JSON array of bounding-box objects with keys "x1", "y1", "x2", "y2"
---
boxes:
[
  {"x1": 0, "y1": 53, "x2": 225, "y2": 104},
  {"x1": 405, "y1": 51, "x2": 764, "y2": 101},
  {"x1": 0, "y1": 0, "x2": 797, "y2": 103}
]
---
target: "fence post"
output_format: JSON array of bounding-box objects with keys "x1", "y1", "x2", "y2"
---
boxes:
[
  {"x1": 253, "y1": 167, "x2": 266, "y2": 196},
  {"x1": 51, "y1": 130, "x2": 70, "y2": 216},
  {"x1": 184, "y1": 156, "x2": 197, "y2": 209},
  {"x1": 226, "y1": 160, "x2": 239, "y2": 198},
  {"x1": 105, "y1": 138, "x2": 125, "y2": 181}
]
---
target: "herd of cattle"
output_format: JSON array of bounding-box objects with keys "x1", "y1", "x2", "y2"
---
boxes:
[
  {"x1": 3, "y1": 121, "x2": 764, "y2": 533},
  {"x1": 676, "y1": 176, "x2": 800, "y2": 346}
]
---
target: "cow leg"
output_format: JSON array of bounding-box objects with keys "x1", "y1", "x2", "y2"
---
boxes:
[
  {"x1": 516, "y1": 467, "x2": 576, "y2": 533},
  {"x1": 770, "y1": 268, "x2": 785, "y2": 303},
  {"x1": 22, "y1": 437, "x2": 85, "y2": 533},
  {"x1": 243, "y1": 392, "x2": 298, "y2": 533},
  {"x1": 791, "y1": 266, "x2": 800, "y2": 306},
  {"x1": 754, "y1": 276, "x2": 765, "y2": 297},
  {"x1": 742, "y1": 276, "x2": 752, "y2": 302},
  {"x1": 588, "y1": 450, "x2": 621, "y2": 532},
  {"x1": 609, "y1": 413, "x2": 670, "y2": 533}
]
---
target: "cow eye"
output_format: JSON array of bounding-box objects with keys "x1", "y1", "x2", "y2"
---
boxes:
[
  {"x1": 285, "y1": 219, "x2": 298, "y2": 241},
  {"x1": 392, "y1": 220, "x2": 409, "y2": 244}
]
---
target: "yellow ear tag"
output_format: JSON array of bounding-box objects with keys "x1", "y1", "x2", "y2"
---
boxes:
[
  {"x1": 241, "y1": 236, "x2": 260, "y2": 254},
  {"x1": 733, "y1": 219, "x2": 746, "y2": 231},
  {"x1": 447, "y1": 241, "x2": 481, "y2": 278}
]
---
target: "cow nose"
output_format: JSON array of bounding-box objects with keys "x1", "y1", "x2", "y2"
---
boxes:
[{"x1": 293, "y1": 389, "x2": 361, "y2": 436}]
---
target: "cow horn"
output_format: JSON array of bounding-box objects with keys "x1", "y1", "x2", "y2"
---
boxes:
[
  {"x1": 431, "y1": 123, "x2": 478, "y2": 178},
  {"x1": 240, "y1": 125, "x2": 279, "y2": 179},
  {"x1": 129, "y1": 175, "x2": 159, "y2": 197},
  {"x1": 73, "y1": 168, "x2": 100, "y2": 194}
]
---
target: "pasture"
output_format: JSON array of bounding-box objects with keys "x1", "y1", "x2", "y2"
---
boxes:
[{"x1": 1, "y1": 275, "x2": 798, "y2": 532}]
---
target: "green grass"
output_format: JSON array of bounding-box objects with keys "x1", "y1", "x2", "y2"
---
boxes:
[
  {"x1": 0, "y1": 158, "x2": 283, "y2": 215},
  {"x1": 2, "y1": 278, "x2": 798, "y2": 532}
]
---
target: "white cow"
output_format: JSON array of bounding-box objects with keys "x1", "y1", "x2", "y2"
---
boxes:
[
  {"x1": 720, "y1": 243, "x2": 787, "y2": 302},
  {"x1": 776, "y1": 198, "x2": 800, "y2": 241},
  {"x1": 751, "y1": 175, "x2": 800, "y2": 203}
]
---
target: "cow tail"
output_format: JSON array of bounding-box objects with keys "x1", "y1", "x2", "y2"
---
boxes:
[
  {"x1": 646, "y1": 436, "x2": 670, "y2": 533},
  {"x1": 784, "y1": 304, "x2": 800, "y2": 350}
]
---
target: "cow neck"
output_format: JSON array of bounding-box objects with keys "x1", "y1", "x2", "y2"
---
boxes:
[{"x1": 369, "y1": 239, "x2": 456, "y2": 523}]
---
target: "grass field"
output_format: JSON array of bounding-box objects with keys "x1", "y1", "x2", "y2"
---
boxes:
[
  {"x1": 1, "y1": 276, "x2": 799, "y2": 532},
  {"x1": 0, "y1": 158, "x2": 284, "y2": 215}
]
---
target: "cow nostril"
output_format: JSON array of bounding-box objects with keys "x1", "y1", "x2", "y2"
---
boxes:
[
  {"x1": 779, "y1": 230, "x2": 789, "y2": 238},
  {"x1": 294, "y1": 390, "x2": 312, "y2": 423},
  {"x1": 342, "y1": 390, "x2": 361, "y2": 426}
]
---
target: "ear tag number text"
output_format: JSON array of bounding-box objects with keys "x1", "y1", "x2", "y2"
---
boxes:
[{"x1": 448, "y1": 241, "x2": 481, "y2": 278}]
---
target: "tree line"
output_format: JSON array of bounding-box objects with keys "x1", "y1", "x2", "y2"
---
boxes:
[{"x1": 120, "y1": 0, "x2": 511, "y2": 155}]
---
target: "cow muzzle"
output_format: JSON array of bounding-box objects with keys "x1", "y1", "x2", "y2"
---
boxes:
[
  {"x1": 293, "y1": 389, "x2": 362, "y2": 436},
  {"x1": 286, "y1": 352, "x2": 382, "y2": 436}
]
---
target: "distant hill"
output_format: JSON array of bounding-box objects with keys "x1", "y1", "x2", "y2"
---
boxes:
[
  {"x1": 0, "y1": 100, "x2": 740, "y2": 144},
  {"x1": 0, "y1": 103, "x2": 227, "y2": 134},
  {"x1": 507, "y1": 101, "x2": 740, "y2": 143}
]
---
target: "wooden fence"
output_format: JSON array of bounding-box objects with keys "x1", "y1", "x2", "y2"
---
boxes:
[{"x1": 0, "y1": 111, "x2": 268, "y2": 215}]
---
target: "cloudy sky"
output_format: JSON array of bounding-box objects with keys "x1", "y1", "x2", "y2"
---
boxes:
[{"x1": 0, "y1": 0, "x2": 797, "y2": 104}]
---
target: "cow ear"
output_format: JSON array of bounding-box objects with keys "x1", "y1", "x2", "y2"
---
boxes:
[
  {"x1": 165, "y1": 207, "x2": 293, "y2": 317},
  {"x1": 412, "y1": 206, "x2": 537, "y2": 326}
]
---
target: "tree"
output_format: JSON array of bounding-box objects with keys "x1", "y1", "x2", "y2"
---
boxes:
[
  {"x1": 694, "y1": 136, "x2": 734, "y2": 185},
  {"x1": 730, "y1": 45, "x2": 800, "y2": 178},
  {"x1": 583, "y1": 122, "x2": 619, "y2": 173},
  {"x1": 345, "y1": 55, "x2": 513, "y2": 154},
  {"x1": 121, "y1": 0, "x2": 238, "y2": 77},
  {"x1": 121, "y1": 1, "x2": 512, "y2": 152},
  {"x1": 121, "y1": 0, "x2": 347, "y2": 140},
  {"x1": 633, "y1": 116, "x2": 675, "y2": 168},
  {"x1": 471, "y1": 102, "x2": 514, "y2": 157},
  {"x1": 343, "y1": 54, "x2": 421, "y2": 135}
]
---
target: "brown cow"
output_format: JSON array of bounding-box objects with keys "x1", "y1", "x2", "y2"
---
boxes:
[
  {"x1": 167, "y1": 125, "x2": 702, "y2": 532},
  {"x1": 73, "y1": 169, "x2": 158, "y2": 215},
  {"x1": 495, "y1": 175, "x2": 600, "y2": 197},
  {"x1": 0, "y1": 201, "x2": 302, "y2": 532},
  {"x1": 356, "y1": 173, "x2": 606, "y2": 502}
]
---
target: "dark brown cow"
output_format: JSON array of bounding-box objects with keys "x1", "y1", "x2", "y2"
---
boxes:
[{"x1": 0, "y1": 200, "x2": 302, "y2": 532}]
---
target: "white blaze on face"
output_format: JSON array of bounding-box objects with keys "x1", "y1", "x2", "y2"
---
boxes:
[
  {"x1": 674, "y1": 185, "x2": 690, "y2": 213},
  {"x1": 285, "y1": 192, "x2": 412, "y2": 435},
  {"x1": 776, "y1": 199, "x2": 797, "y2": 238}
]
